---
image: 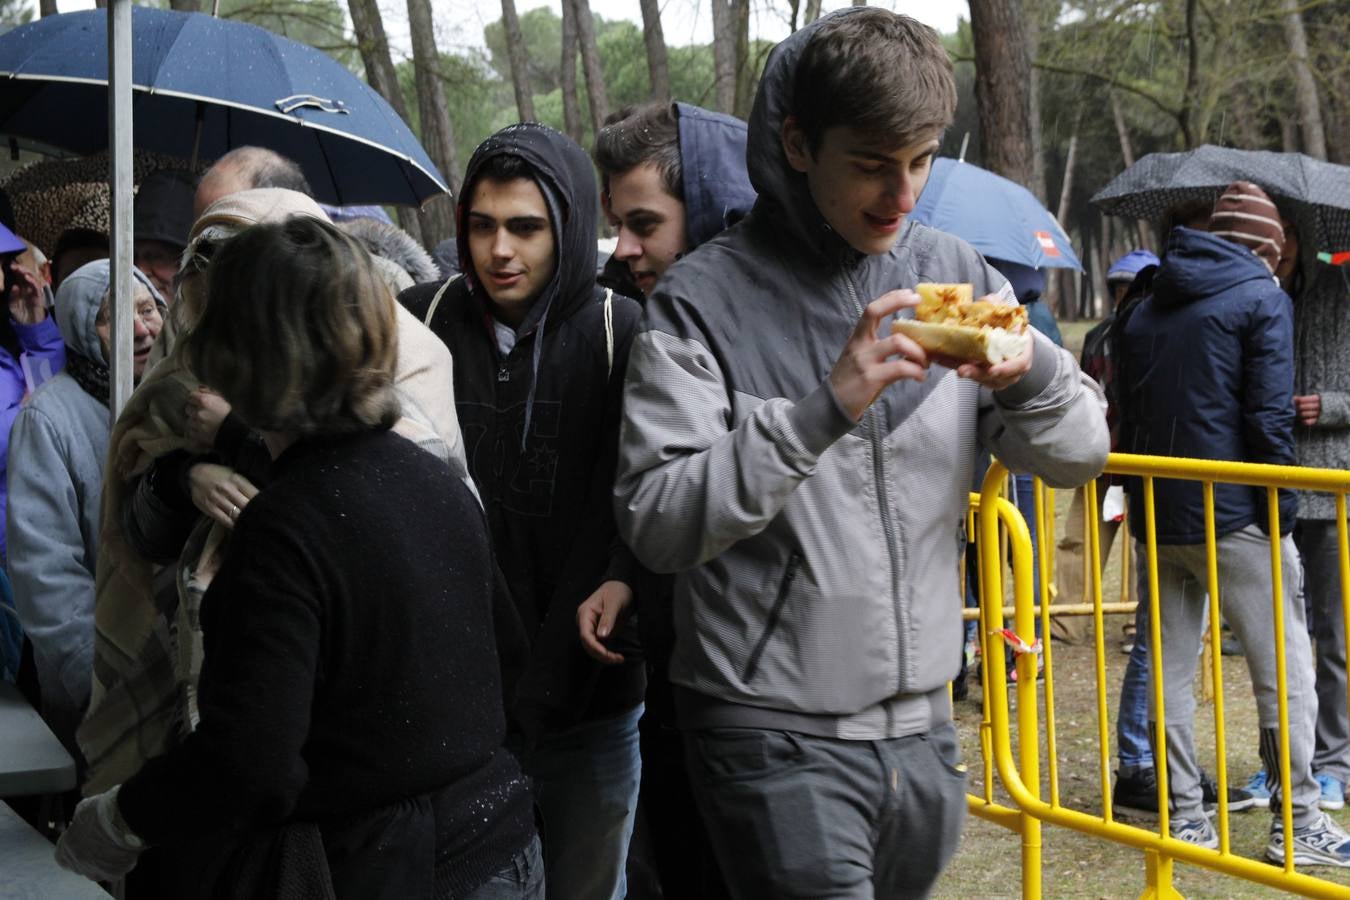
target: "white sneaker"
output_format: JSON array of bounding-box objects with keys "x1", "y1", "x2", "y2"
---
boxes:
[
  {"x1": 1170, "y1": 816, "x2": 1219, "y2": 850},
  {"x1": 1266, "y1": 812, "x2": 1350, "y2": 867}
]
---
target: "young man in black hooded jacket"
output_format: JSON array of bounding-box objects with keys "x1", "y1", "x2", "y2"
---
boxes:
[{"x1": 400, "y1": 124, "x2": 644, "y2": 900}]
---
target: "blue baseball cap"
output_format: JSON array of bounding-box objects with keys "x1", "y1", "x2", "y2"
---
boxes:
[
  {"x1": 0, "y1": 221, "x2": 24, "y2": 256},
  {"x1": 1106, "y1": 249, "x2": 1160, "y2": 283}
]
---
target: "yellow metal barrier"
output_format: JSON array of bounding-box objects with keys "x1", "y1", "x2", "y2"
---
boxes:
[{"x1": 970, "y1": 454, "x2": 1350, "y2": 898}]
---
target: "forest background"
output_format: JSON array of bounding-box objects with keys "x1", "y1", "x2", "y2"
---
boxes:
[{"x1": 2, "y1": 0, "x2": 1346, "y2": 317}]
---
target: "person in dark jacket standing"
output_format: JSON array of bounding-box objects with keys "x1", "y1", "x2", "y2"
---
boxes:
[
  {"x1": 400, "y1": 124, "x2": 644, "y2": 900},
  {"x1": 54, "y1": 218, "x2": 538, "y2": 898},
  {"x1": 587, "y1": 99, "x2": 754, "y2": 900},
  {"x1": 1118, "y1": 181, "x2": 1345, "y2": 863}
]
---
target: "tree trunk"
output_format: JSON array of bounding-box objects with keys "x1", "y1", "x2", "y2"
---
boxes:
[
  {"x1": 1025, "y1": 6, "x2": 1047, "y2": 204},
  {"x1": 1109, "y1": 92, "x2": 1150, "y2": 251},
  {"x1": 407, "y1": 0, "x2": 460, "y2": 244},
  {"x1": 39, "y1": 0, "x2": 58, "y2": 15},
  {"x1": 803, "y1": 0, "x2": 822, "y2": 24},
  {"x1": 347, "y1": 0, "x2": 424, "y2": 246},
  {"x1": 167, "y1": 0, "x2": 202, "y2": 10},
  {"x1": 500, "y1": 0, "x2": 535, "y2": 121},
  {"x1": 732, "y1": 0, "x2": 753, "y2": 119},
  {"x1": 1280, "y1": 115, "x2": 1299, "y2": 153},
  {"x1": 968, "y1": 0, "x2": 1035, "y2": 186},
  {"x1": 710, "y1": 0, "x2": 736, "y2": 114},
  {"x1": 571, "y1": 0, "x2": 610, "y2": 135},
  {"x1": 1179, "y1": 0, "x2": 1200, "y2": 148},
  {"x1": 1279, "y1": 0, "x2": 1327, "y2": 160},
  {"x1": 639, "y1": 0, "x2": 671, "y2": 101},
  {"x1": 1056, "y1": 131, "x2": 1078, "y2": 232},
  {"x1": 560, "y1": 0, "x2": 583, "y2": 142}
]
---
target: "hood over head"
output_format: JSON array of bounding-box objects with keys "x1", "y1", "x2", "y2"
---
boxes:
[
  {"x1": 185, "y1": 187, "x2": 330, "y2": 263},
  {"x1": 674, "y1": 102, "x2": 757, "y2": 250},
  {"x1": 1153, "y1": 225, "x2": 1279, "y2": 309},
  {"x1": 1107, "y1": 249, "x2": 1160, "y2": 283},
  {"x1": 456, "y1": 124, "x2": 600, "y2": 451},
  {"x1": 986, "y1": 257, "x2": 1044, "y2": 305},
  {"x1": 745, "y1": 8, "x2": 872, "y2": 260},
  {"x1": 456, "y1": 123, "x2": 598, "y2": 335},
  {"x1": 54, "y1": 258, "x2": 164, "y2": 364}
]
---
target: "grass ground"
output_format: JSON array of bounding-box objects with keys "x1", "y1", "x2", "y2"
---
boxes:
[{"x1": 934, "y1": 321, "x2": 1350, "y2": 896}]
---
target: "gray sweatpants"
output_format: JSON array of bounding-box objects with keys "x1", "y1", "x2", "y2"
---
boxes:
[
  {"x1": 684, "y1": 721, "x2": 967, "y2": 899},
  {"x1": 1297, "y1": 520, "x2": 1350, "y2": 783},
  {"x1": 1151, "y1": 525, "x2": 1320, "y2": 826}
]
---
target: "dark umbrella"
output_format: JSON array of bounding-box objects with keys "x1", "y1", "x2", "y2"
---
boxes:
[
  {"x1": 0, "y1": 7, "x2": 448, "y2": 206},
  {"x1": 1090, "y1": 145, "x2": 1350, "y2": 254},
  {"x1": 911, "y1": 157, "x2": 1082, "y2": 270}
]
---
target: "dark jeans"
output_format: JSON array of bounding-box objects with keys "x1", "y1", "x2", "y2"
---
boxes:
[
  {"x1": 463, "y1": 836, "x2": 545, "y2": 900},
  {"x1": 1297, "y1": 520, "x2": 1350, "y2": 782},
  {"x1": 684, "y1": 721, "x2": 967, "y2": 899}
]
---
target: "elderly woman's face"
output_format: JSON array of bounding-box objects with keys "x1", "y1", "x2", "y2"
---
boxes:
[{"x1": 96, "y1": 286, "x2": 164, "y2": 382}]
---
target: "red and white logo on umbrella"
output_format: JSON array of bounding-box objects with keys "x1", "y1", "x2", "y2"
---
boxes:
[{"x1": 1034, "y1": 231, "x2": 1061, "y2": 257}]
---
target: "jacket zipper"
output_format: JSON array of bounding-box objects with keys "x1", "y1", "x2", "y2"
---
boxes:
[
  {"x1": 842, "y1": 271, "x2": 908, "y2": 691},
  {"x1": 742, "y1": 551, "x2": 803, "y2": 683}
]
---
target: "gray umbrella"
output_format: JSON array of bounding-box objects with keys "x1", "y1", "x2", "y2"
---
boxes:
[{"x1": 1090, "y1": 145, "x2": 1350, "y2": 253}]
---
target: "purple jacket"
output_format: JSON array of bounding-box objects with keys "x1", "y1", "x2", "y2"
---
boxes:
[{"x1": 2, "y1": 315, "x2": 67, "y2": 565}]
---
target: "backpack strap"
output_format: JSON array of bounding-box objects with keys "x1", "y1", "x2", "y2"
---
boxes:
[
  {"x1": 603, "y1": 288, "x2": 615, "y2": 379},
  {"x1": 422, "y1": 274, "x2": 464, "y2": 328}
]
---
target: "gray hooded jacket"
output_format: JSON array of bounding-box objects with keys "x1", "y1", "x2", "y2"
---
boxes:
[
  {"x1": 8, "y1": 260, "x2": 162, "y2": 737},
  {"x1": 613, "y1": 11, "x2": 1109, "y2": 740}
]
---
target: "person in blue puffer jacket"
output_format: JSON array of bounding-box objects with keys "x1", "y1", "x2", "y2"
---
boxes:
[{"x1": 1117, "y1": 181, "x2": 1347, "y2": 864}]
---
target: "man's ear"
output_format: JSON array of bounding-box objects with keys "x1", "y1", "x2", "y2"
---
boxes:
[{"x1": 781, "y1": 115, "x2": 812, "y2": 173}]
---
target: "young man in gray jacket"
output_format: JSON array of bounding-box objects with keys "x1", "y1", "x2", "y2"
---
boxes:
[{"x1": 613, "y1": 9, "x2": 1109, "y2": 897}]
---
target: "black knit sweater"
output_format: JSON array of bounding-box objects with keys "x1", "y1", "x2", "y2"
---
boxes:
[{"x1": 117, "y1": 430, "x2": 534, "y2": 896}]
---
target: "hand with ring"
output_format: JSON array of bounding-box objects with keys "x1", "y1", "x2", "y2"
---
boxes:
[{"x1": 187, "y1": 463, "x2": 259, "y2": 529}]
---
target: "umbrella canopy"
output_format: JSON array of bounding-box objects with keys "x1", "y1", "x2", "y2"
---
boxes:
[
  {"x1": 1090, "y1": 145, "x2": 1350, "y2": 254},
  {"x1": 0, "y1": 7, "x2": 448, "y2": 206},
  {"x1": 911, "y1": 157, "x2": 1082, "y2": 270}
]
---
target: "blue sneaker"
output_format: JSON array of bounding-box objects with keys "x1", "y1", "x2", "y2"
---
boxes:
[
  {"x1": 1267, "y1": 812, "x2": 1350, "y2": 867},
  {"x1": 1317, "y1": 773, "x2": 1346, "y2": 811},
  {"x1": 1245, "y1": 771, "x2": 1272, "y2": 808}
]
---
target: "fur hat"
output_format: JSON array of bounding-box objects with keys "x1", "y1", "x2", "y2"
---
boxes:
[{"x1": 1209, "y1": 181, "x2": 1284, "y2": 273}]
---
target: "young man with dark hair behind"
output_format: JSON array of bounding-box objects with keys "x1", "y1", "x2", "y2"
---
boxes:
[
  {"x1": 401, "y1": 124, "x2": 644, "y2": 900},
  {"x1": 592, "y1": 101, "x2": 755, "y2": 302},
  {"x1": 587, "y1": 99, "x2": 755, "y2": 900},
  {"x1": 613, "y1": 10, "x2": 1108, "y2": 896}
]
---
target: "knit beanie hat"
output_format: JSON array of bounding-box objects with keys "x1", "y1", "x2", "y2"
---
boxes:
[{"x1": 1209, "y1": 181, "x2": 1284, "y2": 273}]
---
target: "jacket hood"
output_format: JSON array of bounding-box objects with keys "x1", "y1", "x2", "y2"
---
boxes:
[
  {"x1": 675, "y1": 103, "x2": 757, "y2": 250},
  {"x1": 1108, "y1": 249, "x2": 1160, "y2": 283},
  {"x1": 339, "y1": 217, "x2": 440, "y2": 286},
  {"x1": 54, "y1": 259, "x2": 163, "y2": 364},
  {"x1": 456, "y1": 123, "x2": 599, "y2": 335},
  {"x1": 745, "y1": 8, "x2": 870, "y2": 260},
  {"x1": 1153, "y1": 226, "x2": 1279, "y2": 310},
  {"x1": 987, "y1": 257, "x2": 1044, "y2": 304}
]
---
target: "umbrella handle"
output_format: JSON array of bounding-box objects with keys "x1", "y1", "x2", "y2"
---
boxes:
[{"x1": 275, "y1": 94, "x2": 349, "y2": 115}]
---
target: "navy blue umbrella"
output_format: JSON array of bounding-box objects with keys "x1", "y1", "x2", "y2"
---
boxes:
[
  {"x1": 911, "y1": 157, "x2": 1082, "y2": 270},
  {"x1": 0, "y1": 7, "x2": 448, "y2": 206}
]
